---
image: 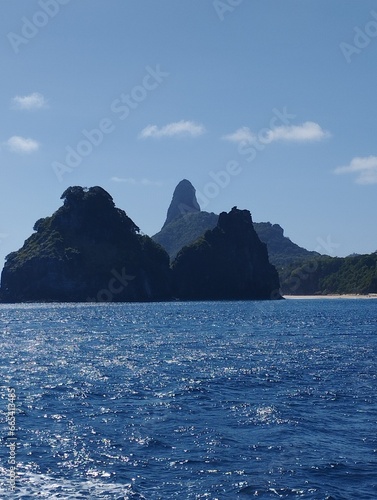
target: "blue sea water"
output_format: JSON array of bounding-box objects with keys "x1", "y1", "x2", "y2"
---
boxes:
[{"x1": 0, "y1": 299, "x2": 376, "y2": 499}]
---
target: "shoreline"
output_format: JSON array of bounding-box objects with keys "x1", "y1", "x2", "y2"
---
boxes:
[{"x1": 284, "y1": 294, "x2": 377, "y2": 300}]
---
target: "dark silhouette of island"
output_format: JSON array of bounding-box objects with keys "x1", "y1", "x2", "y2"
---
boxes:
[
  {"x1": 0, "y1": 186, "x2": 171, "y2": 302},
  {"x1": 153, "y1": 179, "x2": 377, "y2": 296},
  {"x1": 0, "y1": 186, "x2": 281, "y2": 302},
  {"x1": 153, "y1": 180, "x2": 318, "y2": 267},
  {"x1": 172, "y1": 207, "x2": 281, "y2": 300}
]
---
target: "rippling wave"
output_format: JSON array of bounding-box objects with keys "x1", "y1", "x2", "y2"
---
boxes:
[{"x1": 0, "y1": 300, "x2": 376, "y2": 498}]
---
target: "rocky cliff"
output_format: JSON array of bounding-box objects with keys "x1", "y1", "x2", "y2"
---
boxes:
[
  {"x1": 162, "y1": 179, "x2": 200, "y2": 228},
  {"x1": 0, "y1": 186, "x2": 171, "y2": 302},
  {"x1": 153, "y1": 211, "x2": 219, "y2": 261},
  {"x1": 153, "y1": 180, "x2": 318, "y2": 267},
  {"x1": 0, "y1": 186, "x2": 282, "y2": 303},
  {"x1": 171, "y1": 207, "x2": 281, "y2": 300}
]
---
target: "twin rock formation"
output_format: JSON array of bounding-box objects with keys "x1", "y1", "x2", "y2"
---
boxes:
[{"x1": 0, "y1": 181, "x2": 281, "y2": 302}]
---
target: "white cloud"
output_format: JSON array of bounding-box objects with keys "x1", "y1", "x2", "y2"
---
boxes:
[
  {"x1": 11, "y1": 92, "x2": 48, "y2": 110},
  {"x1": 111, "y1": 177, "x2": 163, "y2": 186},
  {"x1": 334, "y1": 156, "x2": 377, "y2": 185},
  {"x1": 223, "y1": 121, "x2": 330, "y2": 145},
  {"x1": 5, "y1": 136, "x2": 40, "y2": 154},
  {"x1": 268, "y1": 121, "x2": 329, "y2": 142},
  {"x1": 139, "y1": 120, "x2": 206, "y2": 139},
  {"x1": 222, "y1": 127, "x2": 256, "y2": 144}
]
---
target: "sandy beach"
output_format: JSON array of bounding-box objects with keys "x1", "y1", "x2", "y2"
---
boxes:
[{"x1": 284, "y1": 294, "x2": 377, "y2": 300}]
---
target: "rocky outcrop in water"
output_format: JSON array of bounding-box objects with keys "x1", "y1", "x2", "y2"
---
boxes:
[
  {"x1": 171, "y1": 207, "x2": 281, "y2": 300},
  {"x1": 0, "y1": 187, "x2": 282, "y2": 303},
  {"x1": 0, "y1": 186, "x2": 171, "y2": 302},
  {"x1": 153, "y1": 180, "x2": 318, "y2": 267}
]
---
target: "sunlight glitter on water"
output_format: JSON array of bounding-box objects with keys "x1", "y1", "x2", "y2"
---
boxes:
[{"x1": 0, "y1": 300, "x2": 377, "y2": 498}]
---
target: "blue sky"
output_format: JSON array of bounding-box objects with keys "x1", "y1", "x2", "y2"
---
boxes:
[{"x1": 1, "y1": 0, "x2": 377, "y2": 269}]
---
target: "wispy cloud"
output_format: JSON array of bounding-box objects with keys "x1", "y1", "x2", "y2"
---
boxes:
[
  {"x1": 11, "y1": 92, "x2": 48, "y2": 110},
  {"x1": 5, "y1": 136, "x2": 40, "y2": 154},
  {"x1": 139, "y1": 120, "x2": 206, "y2": 139},
  {"x1": 268, "y1": 121, "x2": 330, "y2": 142},
  {"x1": 223, "y1": 127, "x2": 255, "y2": 144},
  {"x1": 223, "y1": 121, "x2": 330, "y2": 145},
  {"x1": 334, "y1": 156, "x2": 377, "y2": 185},
  {"x1": 111, "y1": 177, "x2": 163, "y2": 186}
]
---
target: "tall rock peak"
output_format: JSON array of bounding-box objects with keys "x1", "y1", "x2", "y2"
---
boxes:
[{"x1": 163, "y1": 179, "x2": 200, "y2": 228}]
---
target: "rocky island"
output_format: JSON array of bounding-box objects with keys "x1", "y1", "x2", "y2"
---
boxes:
[
  {"x1": 153, "y1": 180, "x2": 317, "y2": 268},
  {"x1": 172, "y1": 207, "x2": 281, "y2": 300},
  {"x1": 0, "y1": 185, "x2": 281, "y2": 302},
  {"x1": 0, "y1": 186, "x2": 171, "y2": 302}
]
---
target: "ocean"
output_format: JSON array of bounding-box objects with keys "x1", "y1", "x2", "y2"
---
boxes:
[{"x1": 0, "y1": 299, "x2": 376, "y2": 499}]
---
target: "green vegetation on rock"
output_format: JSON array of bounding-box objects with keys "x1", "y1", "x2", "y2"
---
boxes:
[
  {"x1": 253, "y1": 222, "x2": 318, "y2": 269},
  {"x1": 171, "y1": 207, "x2": 281, "y2": 300},
  {"x1": 281, "y1": 253, "x2": 377, "y2": 295},
  {"x1": 0, "y1": 186, "x2": 171, "y2": 302},
  {"x1": 152, "y1": 181, "x2": 317, "y2": 271},
  {"x1": 2, "y1": 180, "x2": 374, "y2": 301},
  {"x1": 153, "y1": 211, "x2": 218, "y2": 261},
  {"x1": 0, "y1": 187, "x2": 281, "y2": 302}
]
